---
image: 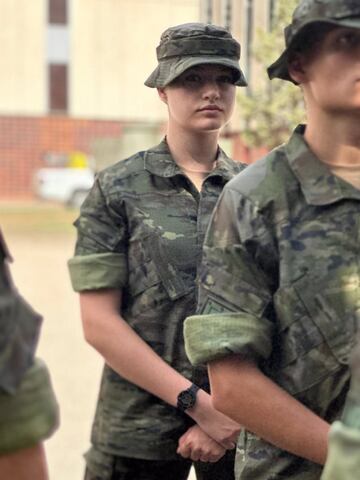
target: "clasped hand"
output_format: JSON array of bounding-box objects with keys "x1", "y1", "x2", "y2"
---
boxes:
[{"x1": 177, "y1": 425, "x2": 227, "y2": 463}]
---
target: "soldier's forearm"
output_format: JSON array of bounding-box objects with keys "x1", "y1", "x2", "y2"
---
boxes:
[
  {"x1": 80, "y1": 290, "x2": 193, "y2": 407},
  {"x1": 209, "y1": 355, "x2": 330, "y2": 465},
  {"x1": 80, "y1": 290, "x2": 240, "y2": 449},
  {"x1": 0, "y1": 444, "x2": 48, "y2": 480}
]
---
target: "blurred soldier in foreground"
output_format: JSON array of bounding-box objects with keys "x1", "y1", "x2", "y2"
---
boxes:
[
  {"x1": 0, "y1": 229, "x2": 59, "y2": 479},
  {"x1": 185, "y1": 0, "x2": 360, "y2": 478},
  {"x1": 321, "y1": 334, "x2": 360, "y2": 480}
]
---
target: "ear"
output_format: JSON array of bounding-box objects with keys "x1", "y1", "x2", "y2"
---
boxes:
[
  {"x1": 287, "y1": 53, "x2": 307, "y2": 85},
  {"x1": 157, "y1": 87, "x2": 168, "y2": 104}
]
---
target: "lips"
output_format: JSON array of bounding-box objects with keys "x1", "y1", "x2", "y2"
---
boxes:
[{"x1": 198, "y1": 105, "x2": 222, "y2": 112}]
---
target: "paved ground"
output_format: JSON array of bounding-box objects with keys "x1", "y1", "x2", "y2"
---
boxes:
[{"x1": 2, "y1": 202, "x2": 196, "y2": 480}]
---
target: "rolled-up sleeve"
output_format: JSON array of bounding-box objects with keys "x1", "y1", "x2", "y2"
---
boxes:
[
  {"x1": 184, "y1": 312, "x2": 273, "y2": 366},
  {"x1": 68, "y1": 176, "x2": 128, "y2": 292},
  {"x1": 321, "y1": 421, "x2": 360, "y2": 480},
  {"x1": 185, "y1": 186, "x2": 277, "y2": 366},
  {"x1": 68, "y1": 252, "x2": 127, "y2": 292},
  {"x1": 0, "y1": 358, "x2": 59, "y2": 454}
]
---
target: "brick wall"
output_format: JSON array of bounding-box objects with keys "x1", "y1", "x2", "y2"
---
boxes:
[{"x1": 0, "y1": 115, "x2": 123, "y2": 198}]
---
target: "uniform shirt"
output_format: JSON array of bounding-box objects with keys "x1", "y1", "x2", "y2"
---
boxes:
[
  {"x1": 68, "y1": 138, "x2": 244, "y2": 461},
  {"x1": 185, "y1": 125, "x2": 360, "y2": 479}
]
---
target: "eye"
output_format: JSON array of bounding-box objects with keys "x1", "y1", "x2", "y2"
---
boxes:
[
  {"x1": 182, "y1": 73, "x2": 202, "y2": 83},
  {"x1": 217, "y1": 74, "x2": 234, "y2": 85},
  {"x1": 335, "y1": 31, "x2": 360, "y2": 49}
]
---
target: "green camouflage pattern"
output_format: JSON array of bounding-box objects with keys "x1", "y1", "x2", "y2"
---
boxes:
[
  {"x1": 268, "y1": 0, "x2": 360, "y2": 82},
  {"x1": 0, "y1": 229, "x2": 42, "y2": 393},
  {"x1": 184, "y1": 124, "x2": 360, "y2": 479},
  {"x1": 321, "y1": 333, "x2": 360, "y2": 479},
  {"x1": 145, "y1": 23, "x2": 247, "y2": 88},
  {"x1": 321, "y1": 422, "x2": 360, "y2": 480},
  {"x1": 0, "y1": 358, "x2": 59, "y2": 454},
  {"x1": 68, "y1": 138, "x2": 245, "y2": 461}
]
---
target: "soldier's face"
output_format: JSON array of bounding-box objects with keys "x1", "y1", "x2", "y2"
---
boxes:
[
  {"x1": 157, "y1": 65, "x2": 236, "y2": 133},
  {"x1": 290, "y1": 26, "x2": 360, "y2": 115}
]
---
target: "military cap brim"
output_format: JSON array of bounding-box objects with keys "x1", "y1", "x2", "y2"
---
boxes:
[
  {"x1": 145, "y1": 55, "x2": 247, "y2": 88},
  {"x1": 268, "y1": 17, "x2": 360, "y2": 83}
]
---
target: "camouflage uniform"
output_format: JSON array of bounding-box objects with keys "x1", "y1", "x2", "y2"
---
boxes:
[
  {"x1": 68, "y1": 139, "x2": 244, "y2": 478},
  {"x1": 185, "y1": 2, "x2": 360, "y2": 478},
  {"x1": 184, "y1": 124, "x2": 360, "y2": 479},
  {"x1": 69, "y1": 21, "x2": 247, "y2": 480},
  {"x1": 0, "y1": 229, "x2": 59, "y2": 454}
]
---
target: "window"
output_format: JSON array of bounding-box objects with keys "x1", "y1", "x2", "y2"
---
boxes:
[
  {"x1": 244, "y1": 0, "x2": 253, "y2": 87},
  {"x1": 221, "y1": 0, "x2": 232, "y2": 31},
  {"x1": 49, "y1": 0, "x2": 67, "y2": 25},
  {"x1": 49, "y1": 64, "x2": 68, "y2": 112},
  {"x1": 200, "y1": 0, "x2": 213, "y2": 23}
]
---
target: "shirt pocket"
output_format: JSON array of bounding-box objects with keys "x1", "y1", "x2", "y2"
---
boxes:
[
  {"x1": 127, "y1": 233, "x2": 194, "y2": 304},
  {"x1": 274, "y1": 270, "x2": 358, "y2": 396}
]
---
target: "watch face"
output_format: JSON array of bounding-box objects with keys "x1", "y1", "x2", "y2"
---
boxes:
[
  {"x1": 181, "y1": 391, "x2": 194, "y2": 408},
  {"x1": 178, "y1": 390, "x2": 195, "y2": 410}
]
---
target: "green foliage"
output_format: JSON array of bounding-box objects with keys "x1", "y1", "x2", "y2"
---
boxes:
[{"x1": 237, "y1": 0, "x2": 305, "y2": 150}]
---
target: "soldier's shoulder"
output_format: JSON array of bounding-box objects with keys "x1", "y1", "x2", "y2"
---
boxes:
[
  {"x1": 221, "y1": 154, "x2": 246, "y2": 175},
  {"x1": 97, "y1": 150, "x2": 147, "y2": 191},
  {"x1": 230, "y1": 159, "x2": 247, "y2": 176},
  {"x1": 226, "y1": 144, "x2": 298, "y2": 207}
]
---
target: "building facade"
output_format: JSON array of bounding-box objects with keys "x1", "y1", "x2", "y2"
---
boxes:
[{"x1": 0, "y1": 0, "x2": 275, "y2": 198}]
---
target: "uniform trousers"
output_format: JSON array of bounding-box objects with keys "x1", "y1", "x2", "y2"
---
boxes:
[{"x1": 84, "y1": 449, "x2": 235, "y2": 480}]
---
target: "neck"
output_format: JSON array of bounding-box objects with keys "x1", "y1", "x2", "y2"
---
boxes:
[
  {"x1": 304, "y1": 108, "x2": 360, "y2": 167},
  {"x1": 165, "y1": 123, "x2": 220, "y2": 170}
]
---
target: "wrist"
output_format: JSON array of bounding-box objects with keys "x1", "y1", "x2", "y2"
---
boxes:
[
  {"x1": 177, "y1": 383, "x2": 200, "y2": 413},
  {"x1": 184, "y1": 388, "x2": 212, "y2": 421}
]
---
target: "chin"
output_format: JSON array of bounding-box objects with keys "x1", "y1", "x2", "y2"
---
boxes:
[{"x1": 196, "y1": 121, "x2": 224, "y2": 132}]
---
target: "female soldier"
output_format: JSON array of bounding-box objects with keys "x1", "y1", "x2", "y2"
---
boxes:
[
  {"x1": 184, "y1": 1, "x2": 360, "y2": 479},
  {"x1": 69, "y1": 23, "x2": 246, "y2": 480}
]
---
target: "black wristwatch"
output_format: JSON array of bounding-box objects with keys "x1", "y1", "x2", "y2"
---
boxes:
[{"x1": 177, "y1": 384, "x2": 200, "y2": 412}]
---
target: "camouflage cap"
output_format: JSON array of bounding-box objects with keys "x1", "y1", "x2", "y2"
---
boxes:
[
  {"x1": 268, "y1": 0, "x2": 360, "y2": 83},
  {"x1": 145, "y1": 22, "x2": 247, "y2": 88}
]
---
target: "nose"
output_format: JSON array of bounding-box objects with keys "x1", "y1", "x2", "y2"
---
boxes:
[{"x1": 202, "y1": 79, "x2": 220, "y2": 101}]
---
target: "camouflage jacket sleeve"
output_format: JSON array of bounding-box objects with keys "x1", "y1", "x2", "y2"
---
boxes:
[
  {"x1": 320, "y1": 422, "x2": 360, "y2": 480},
  {"x1": 0, "y1": 358, "x2": 59, "y2": 454},
  {"x1": 321, "y1": 338, "x2": 360, "y2": 479},
  {"x1": 68, "y1": 176, "x2": 129, "y2": 292},
  {"x1": 0, "y1": 230, "x2": 42, "y2": 394},
  {"x1": 184, "y1": 185, "x2": 278, "y2": 366}
]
